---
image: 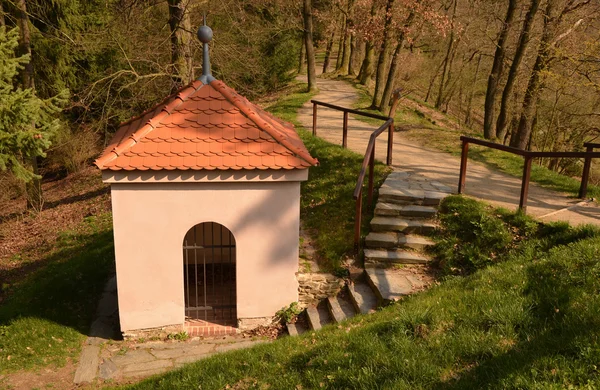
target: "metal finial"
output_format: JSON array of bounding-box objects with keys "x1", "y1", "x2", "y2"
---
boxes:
[{"x1": 197, "y1": 14, "x2": 215, "y2": 84}]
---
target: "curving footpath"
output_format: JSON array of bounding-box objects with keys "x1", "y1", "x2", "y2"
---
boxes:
[{"x1": 296, "y1": 77, "x2": 600, "y2": 226}]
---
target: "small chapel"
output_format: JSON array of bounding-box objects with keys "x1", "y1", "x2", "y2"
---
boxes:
[{"x1": 95, "y1": 21, "x2": 317, "y2": 336}]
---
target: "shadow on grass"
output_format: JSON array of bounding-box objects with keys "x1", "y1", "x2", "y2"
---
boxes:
[
  {"x1": 432, "y1": 252, "x2": 600, "y2": 389},
  {"x1": 0, "y1": 225, "x2": 115, "y2": 333}
]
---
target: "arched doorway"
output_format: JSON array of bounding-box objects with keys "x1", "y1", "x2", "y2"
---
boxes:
[{"x1": 183, "y1": 222, "x2": 236, "y2": 326}]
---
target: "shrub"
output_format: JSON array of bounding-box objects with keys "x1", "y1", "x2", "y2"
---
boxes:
[{"x1": 45, "y1": 126, "x2": 101, "y2": 174}]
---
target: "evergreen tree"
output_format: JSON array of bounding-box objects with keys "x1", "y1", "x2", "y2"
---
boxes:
[{"x1": 0, "y1": 27, "x2": 64, "y2": 186}]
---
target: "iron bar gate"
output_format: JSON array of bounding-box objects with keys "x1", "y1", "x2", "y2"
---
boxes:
[{"x1": 183, "y1": 222, "x2": 236, "y2": 325}]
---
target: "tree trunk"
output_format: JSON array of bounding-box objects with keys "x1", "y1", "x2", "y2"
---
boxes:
[
  {"x1": 357, "y1": 1, "x2": 377, "y2": 84},
  {"x1": 371, "y1": 0, "x2": 394, "y2": 109},
  {"x1": 303, "y1": 0, "x2": 317, "y2": 91},
  {"x1": 483, "y1": 0, "x2": 517, "y2": 139},
  {"x1": 15, "y1": 0, "x2": 42, "y2": 211},
  {"x1": 322, "y1": 30, "x2": 335, "y2": 74},
  {"x1": 465, "y1": 53, "x2": 482, "y2": 126},
  {"x1": 510, "y1": 2, "x2": 555, "y2": 149},
  {"x1": 496, "y1": 0, "x2": 541, "y2": 141},
  {"x1": 348, "y1": 33, "x2": 357, "y2": 76},
  {"x1": 358, "y1": 39, "x2": 375, "y2": 84},
  {"x1": 335, "y1": 15, "x2": 345, "y2": 70},
  {"x1": 380, "y1": 11, "x2": 416, "y2": 111},
  {"x1": 298, "y1": 36, "x2": 305, "y2": 73},
  {"x1": 168, "y1": 0, "x2": 193, "y2": 91},
  {"x1": 435, "y1": 0, "x2": 458, "y2": 109}
]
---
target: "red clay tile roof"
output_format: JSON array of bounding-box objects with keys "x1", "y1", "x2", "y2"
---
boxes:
[{"x1": 95, "y1": 80, "x2": 318, "y2": 171}]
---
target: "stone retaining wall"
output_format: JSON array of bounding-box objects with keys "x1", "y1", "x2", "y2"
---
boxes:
[{"x1": 296, "y1": 272, "x2": 345, "y2": 307}]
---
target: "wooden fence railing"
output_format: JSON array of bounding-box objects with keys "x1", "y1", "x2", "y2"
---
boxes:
[
  {"x1": 458, "y1": 136, "x2": 600, "y2": 212},
  {"x1": 311, "y1": 100, "x2": 394, "y2": 250}
]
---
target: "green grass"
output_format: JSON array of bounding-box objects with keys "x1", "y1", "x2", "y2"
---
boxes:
[
  {"x1": 433, "y1": 195, "x2": 600, "y2": 276},
  {"x1": 265, "y1": 83, "x2": 391, "y2": 272},
  {"x1": 0, "y1": 214, "x2": 115, "y2": 373},
  {"x1": 121, "y1": 197, "x2": 600, "y2": 389}
]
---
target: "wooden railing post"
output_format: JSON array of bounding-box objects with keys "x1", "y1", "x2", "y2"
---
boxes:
[
  {"x1": 342, "y1": 111, "x2": 348, "y2": 148},
  {"x1": 312, "y1": 102, "x2": 317, "y2": 136},
  {"x1": 368, "y1": 146, "x2": 375, "y2": 207},
  {"x1": 579, "y1": 145, "x2": 593, "y2": 199},
  {"x1": 458, "y1": 139, "x2": 469, "y2": 194},
  {"x1": 387, "y1": 123, "x2": 394, "y2": 166},
  {"x1": 354, "y1": 189, "x2": 362, "y2": 251},
  {"x1": 519, "y1": 156, "x2": 533, "y2": 213}
]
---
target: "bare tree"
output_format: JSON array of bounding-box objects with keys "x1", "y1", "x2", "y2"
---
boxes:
[
  {"x1": 511, "y1": 0, "x2": 590, "y2": 149},
  {"x1": 371, "y1": 0, "x2": 395, "y2": 109},
  {"x1": 380, "y1": 10, "x2": 417, "y2": 110},
  {"x1": 496, "y1": 0, "x2": 542, "y2": 142},
  {"x1": 483, "y1": 0, "x2": 517, "y2": 139},
  {"x1": 303, "y1": 0, "x2": 317, "y2": 91},
  {"x1": 168, "y1": 0, "x2": 193, "y2": 91}
]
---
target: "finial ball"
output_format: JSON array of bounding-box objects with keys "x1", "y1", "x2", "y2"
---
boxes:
[{"x1": 197, "y1": 25, "x2": 213, "y2": 44}]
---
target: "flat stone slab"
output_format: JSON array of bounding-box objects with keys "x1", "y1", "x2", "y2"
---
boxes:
[
  {"x1": 326, "y1": 296, "x2": 346, "y2": 323},
  {"x1": 364, "y1": 249, "x2": 431, "y2": 264},
  {"x1": 371, "y1": 216, "x2": 436, "y2": 234},
  {"x1": 398, "y1": 235, "x2": 435, "y2": 250},
  {"x1": 98, "y1": 359, "x2": 118, "y2": 380},
  {"x1": 287, "y1": 322, "x2": 307, "y2": 336},
  {"x1": 366, "y1": 232, "x2": 434, "y2": 250},
  {"x1": 365, "y1": 268, "x2": 415, "y2": 302},
  {"x1": 365, "y1": 231, "x2": 398, "y2": 248},
  {"x1": 306, "y1": 306, "x2": 322, "y2": 331},
  {"x1": 348, "y1": 281, "x2": 378, "y2": 314},
  {"x1": 423, "y1": 191, "x2": 449, "y2": 205},
  {"x1": 111, "y1": 349, "x2": 155, "y2": 366},
  {"x1": 375, "y1": 203, "x2": 437, "y2": 218},
  {"x1": 150, "y1": 344, "x2": 215, "y2": 359},
  {"x1": 122, "y1": 359, "x2": 173, "y2": 377},
  {"x1": 73, "y1": 345, "x2": 100, "y2": 384},
  {"x1": 379, "y1": 187, "x2": 425, "y2": 204}
]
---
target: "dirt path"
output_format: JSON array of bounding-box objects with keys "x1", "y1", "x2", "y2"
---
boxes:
[{"x1": 297, "y1": 77, "x2": 600, "y2": 226}]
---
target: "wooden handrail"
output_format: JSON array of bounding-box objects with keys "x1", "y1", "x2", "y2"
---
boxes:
[
  {"x1": 458, "y1": 136, "x2": 600, "y2": 212},
  {"x1": 353, "y1": 119, "x2": 394, "y2": 199},
  {"x1": 311, "y1": 100, "x2": 394, "y2": 251}
]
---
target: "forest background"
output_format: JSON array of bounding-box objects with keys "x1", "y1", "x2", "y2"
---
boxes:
[{"x1": 1, "y1": 0, "x2": 599, "y2": 210}]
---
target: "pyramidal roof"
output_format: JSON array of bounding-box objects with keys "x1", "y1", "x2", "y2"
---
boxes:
[{"x1": 95, "y1": 79, "x2": 318, "y2": 171}]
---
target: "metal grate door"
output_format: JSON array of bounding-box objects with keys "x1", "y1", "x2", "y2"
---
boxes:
[{"x1": 183, "y1": 222, "x2": 236, "y2": 325}]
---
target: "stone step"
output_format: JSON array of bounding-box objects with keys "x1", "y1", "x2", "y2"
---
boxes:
[
  {"x1": 365, "y1": 232, "x2": 434, "y2": 250},
  {"x1": 378, "y1": 186, "x2": 449, "y2": 206},
  {"x1": 286, "y1": 322, "x2": 308, "y2": 336},
  {"x1": 365, "y1": 268, "x2": 425, "y2": 304},
  {"x1": 347, "y1": 280, "x2": 378, "y2": 314},
  {"x1": 364, "y1": 249, "x2": 431, "y2": 266},
  {"x1": 375, "y1": 203, "x2": 437, "y2": 218},
  {"x1": 327, "y1": 294, "x2": 356, "y2": 323},
  {"x1": 306, "y1": 302, "x2": 331, "y2": 331},
  {"x1": 370, "y1": 216, "x2": 436, "y2": 234}
]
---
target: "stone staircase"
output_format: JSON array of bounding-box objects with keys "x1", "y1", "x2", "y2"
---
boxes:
[{"x1": 287, "y1": 171, "x2": 453, "y2": 335}]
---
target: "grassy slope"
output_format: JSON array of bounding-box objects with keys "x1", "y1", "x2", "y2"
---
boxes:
[
  {"x1": 123, "y1": 197, "x2": 600, "y2": 389},
  {"x1": 0, "y1": 214, "x2": 115, "y2": 373},
  {"x1": 265, "y1": 82, "x2": 389, "y2": 271},
  {"x1": 342, "y1": 76, "x2": 600, "y2": 199}
]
